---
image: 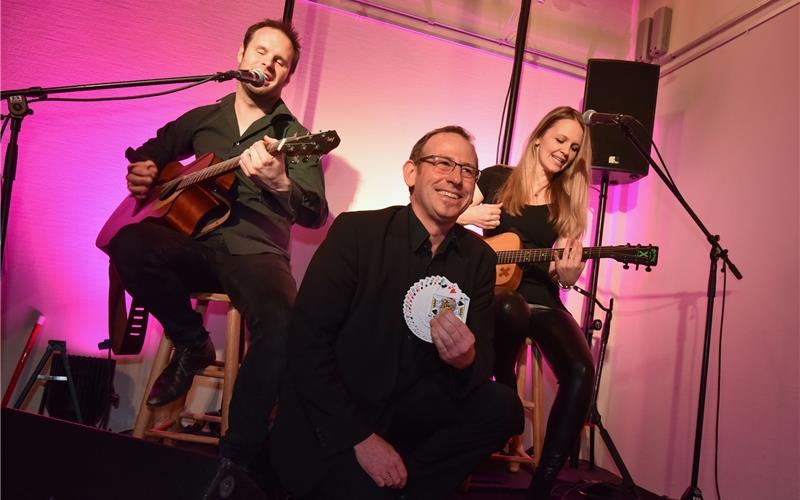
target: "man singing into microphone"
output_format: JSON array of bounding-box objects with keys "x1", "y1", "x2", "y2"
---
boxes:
[{"x1": 106, "y1": 18, "x2": 328, "y2": 485}]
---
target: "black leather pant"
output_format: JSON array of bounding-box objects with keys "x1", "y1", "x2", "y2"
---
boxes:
[{"x1": 493, "y1": 288, "x2": 595, "y2": 499}]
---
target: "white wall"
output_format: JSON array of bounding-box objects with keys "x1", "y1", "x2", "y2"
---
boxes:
[
  {"x1": 0, "y1": 0, "x2": 588, "y2": 431},
  {"x1": 593, "y1": 2, "x2": 799, "y2": 499}
]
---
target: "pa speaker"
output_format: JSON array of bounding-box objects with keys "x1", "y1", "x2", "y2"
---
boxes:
[
  {"x1": 1, "y1": 408, "x2": 268, "y2": 500},
  {"x1": 582, "y1": 59, "x2": 660, "y2": 184}
]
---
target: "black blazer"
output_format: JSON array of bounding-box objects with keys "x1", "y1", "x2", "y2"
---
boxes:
[{"x1": 271, "y1": 205, "x2": 497, "y2": 495}]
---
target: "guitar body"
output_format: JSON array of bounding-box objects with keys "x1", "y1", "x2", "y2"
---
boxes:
[
  {"x1": 96, "y1": 152, "x2": 234, "y2": 251},
  {"x1": 484, "y1": 232, "x2": 524, "y2": 289}
]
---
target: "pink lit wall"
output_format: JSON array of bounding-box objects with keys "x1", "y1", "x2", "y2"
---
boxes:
[
  {"x1": 587, "y1": 4, "x2": 799, "y2": 499},
  {"x1": 1, "y1": 0, "x2": 589, "y2": 429},
  {"x1": 3, "y1": 1, "x2": 797, "y2": 499}
]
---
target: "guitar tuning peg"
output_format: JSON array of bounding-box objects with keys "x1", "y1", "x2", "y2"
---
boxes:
[
  {"x1": 635, "y1": 263, "x2": 640, "y2": 270},
  {"x1": 623, "y1": 263, "x2": 630, "y2": 270},
  {"x1": 645, "y1": 266, "x2": 652, "y2": 272}
]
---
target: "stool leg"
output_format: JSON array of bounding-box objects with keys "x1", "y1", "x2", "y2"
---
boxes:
[
  {"x1": 133, "y1": 334, "x2": 173, "y2": 438},
  {"x1": 508, "y1": 343, "x2": 530, "y2": 472},
  {"x1": 531, "y1": 345, "x2": 545, "y2": 466},
  {"x1": 220, "y1": 305, "x2": 242, "y2": 436}
]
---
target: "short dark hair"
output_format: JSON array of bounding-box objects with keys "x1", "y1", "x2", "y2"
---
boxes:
[
  {"x1": 409, "y1": 125, "x2": 476, "y2": 165},
  {"x1": 242, "y1": 19, "x2": 302, "y2": 74}
]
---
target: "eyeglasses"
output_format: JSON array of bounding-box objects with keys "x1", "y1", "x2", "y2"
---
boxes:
[{"x1": 417, "y1": 155, "x2": 480, "y2": 180}]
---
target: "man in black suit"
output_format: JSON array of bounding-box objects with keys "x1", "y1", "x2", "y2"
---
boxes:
[{"x1": 271, "y1": 126, "x2": 523, "y2": 499}]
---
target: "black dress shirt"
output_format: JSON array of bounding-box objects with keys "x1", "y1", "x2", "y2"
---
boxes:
[
  {"x1": 271, "y1": 205, "x2": 498, "y2": 493},
  {"x1": 129, "y1": 93, "x2": 328, "y2": 256}
]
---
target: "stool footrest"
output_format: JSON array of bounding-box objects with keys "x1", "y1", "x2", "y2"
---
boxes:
[
  {"x1": 490, "y1": 453, "x2": 537, "y2": 465},
  {"x1": 197, "y1": 365, "x2": 225, "y2": 378},
  {"x1": 144, "y1": 428, "x2": 220, "y2": 445},
  {"x1": 179, "y1": 411, "x2": 222, "y2": 424}
]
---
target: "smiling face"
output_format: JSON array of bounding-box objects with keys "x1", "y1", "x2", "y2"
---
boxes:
[
  {"x1": 236, "y1": 27, "x2": 294, "y2": 101},
  {"x1": 534, "y1": 118, "x2": 585, "y2": 176},
  {"x1": 404, "y1": 131, "x2": 478, "y2": 233}
]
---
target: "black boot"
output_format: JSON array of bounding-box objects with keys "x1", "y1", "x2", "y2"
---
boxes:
[
  {"x1": 527, "y1": 458, "x2": 563, "y2": 500},
  {"x1": 147, "y1": 336, "x2": 215, "y2": 407}
]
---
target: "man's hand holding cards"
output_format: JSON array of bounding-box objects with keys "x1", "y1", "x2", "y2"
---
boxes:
[{"x1": 403, "y1": 275, "x2": 471, "y2": 343}]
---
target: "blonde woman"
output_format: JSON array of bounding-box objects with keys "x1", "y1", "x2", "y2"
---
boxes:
[{"x1": 459, "y1": 106, "x2": 595, "y2": 499}]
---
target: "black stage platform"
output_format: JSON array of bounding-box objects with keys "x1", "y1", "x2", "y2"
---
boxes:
[{"x1": 2, "y1": 408, "x2": 669, "y2": 500}]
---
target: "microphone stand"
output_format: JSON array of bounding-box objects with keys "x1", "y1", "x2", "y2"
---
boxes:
[
  {"x1": 0, "y1": 72, "x2": 242, "y2": 263},
  {"x1": 614, "y1": 120, "x2": 743, "y2": 500},
  {"x1": 571, "y1": 285, "x2": 640, "y2": 499}
]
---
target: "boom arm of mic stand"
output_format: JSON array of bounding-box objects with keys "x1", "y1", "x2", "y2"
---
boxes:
[
  {"x1": 618, "y1": 123, "x2": 742, "y2": 280},
  {"x1": 1, "y1": 73, "x2": 228, "y2": 263}
]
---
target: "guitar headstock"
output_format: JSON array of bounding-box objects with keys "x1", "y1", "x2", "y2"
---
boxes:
[
  {"x1": 277, "y1": 130, "x2": 341, "y2": 159},
  {"x1": 611, "y1": 244, "x2": 659, "y2": 272}
]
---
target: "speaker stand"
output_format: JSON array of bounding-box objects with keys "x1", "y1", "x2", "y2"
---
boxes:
[
  {"x1": 13, "y1": 339, "x2": 83, "y2": 424},
  {"x1": 570, "y1": 288, "x2": 640, "y2": 498}
]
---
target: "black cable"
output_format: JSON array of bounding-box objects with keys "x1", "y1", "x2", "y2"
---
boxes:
[
  {"x1": 714, "y1": 261, "x2": 728, "y2": 500},
  {"x1": 28, "y1": 76, "x2": 217, "y2": 104},
  {"x1": 620, "y1": 117, "x2": 683, "y2": 203},
  {"x1": 650, "y1": 139, "x2": 677, "y2": 187}
]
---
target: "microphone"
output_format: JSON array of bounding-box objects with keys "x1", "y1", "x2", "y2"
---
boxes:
[
  {"x1": 582, "y1": 109, "x2": 637, "y2": 126},
  {"x1": 221, "y1": 68, "x2": 266, "y2": 87}
]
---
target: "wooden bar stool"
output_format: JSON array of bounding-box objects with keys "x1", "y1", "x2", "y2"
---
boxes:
[
  {"x1": 491, "y1": 338, "x2": 545, "y2": 471},
  {"x1": 132, "y1": 293, "x2": 243, "y2": 446}
]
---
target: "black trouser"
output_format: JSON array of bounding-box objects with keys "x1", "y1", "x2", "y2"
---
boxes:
[
  {"x1": 493, "y1": 289, "x2": 595, "y2": 497},
  {"x1": 107, "y1": 221, "x2": 297, "y2": 467},
  {"x1": 305, "y1": 378, "x2": 524, "y2": 500}
]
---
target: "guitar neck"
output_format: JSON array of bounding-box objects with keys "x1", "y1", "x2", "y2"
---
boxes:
[
  {"x1": 497, "y1": 246, "x2": 620, "y2": 265},
  {"x1": 157, "y1": 131, "x2": 339, "y2": 196},
  {"x1": 173, "y1": 156, "x2": 241, "y2": 191},
  {"x1": 173, "y1": 139, "x2": 283, "y2": 190}
]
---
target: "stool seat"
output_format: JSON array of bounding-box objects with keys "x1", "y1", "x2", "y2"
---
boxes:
[{"x1": 132, "y1": 293, "x2": 243, "y2": 446}]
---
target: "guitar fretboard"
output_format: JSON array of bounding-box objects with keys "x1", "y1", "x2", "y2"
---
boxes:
[
  {"x1": 497, "y1": 247, "x2": 628, "y2": 265},
  {"x1": 173, "y1": 156, "x2": 241, "y2": 191}
]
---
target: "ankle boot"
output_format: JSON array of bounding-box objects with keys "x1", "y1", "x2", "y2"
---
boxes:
[{"x1": 527, "y1": 458, "x2": 562, "y2": 500}]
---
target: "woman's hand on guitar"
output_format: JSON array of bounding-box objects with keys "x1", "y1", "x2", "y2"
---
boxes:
[
  {"x1": 240, "y1": 135, "x2": 292, "y2": 192},
  {"x1": 553, "y1": 238, "x2": 585, "y2": 286},
  {"x1": 126, "y1": 161, "x2": 158, "y2": 199},
  {"x1": 457, "y1": 203, "x2": 503, "y2": 229}
]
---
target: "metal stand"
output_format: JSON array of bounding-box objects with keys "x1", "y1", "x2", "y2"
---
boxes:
[
  {"x1": 1, "y1": 96, "x2": 32, "y2": 262},
  {"x1": 580, "y1": 174, "x2": 610, "y2": 348},
  {"x1": 568, "y1": 173, "x2": 611, "y2": 470},
  {"x1": 571, "y1": 286, "x2": 639, "y2": 498},
  {"x1": 498, "y1": 0, "x2": 532, "y2": 165},
  {"x1": 13, "y1": 340, "x2": 83, "y2": 424},
  {"x1": 612, "y1": 121, "x2": 742, "y2": 500}
]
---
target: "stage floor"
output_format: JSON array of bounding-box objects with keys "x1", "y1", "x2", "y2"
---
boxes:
[{"x1": 458, "y1": 458, "x2": 670, "y2": 499}]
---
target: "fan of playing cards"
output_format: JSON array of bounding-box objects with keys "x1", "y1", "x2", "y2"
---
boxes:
[{"x1": 403, "y1": 275, "x2": 471, "y2": 343}]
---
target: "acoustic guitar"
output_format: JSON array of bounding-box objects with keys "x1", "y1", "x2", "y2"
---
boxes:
[
  {"x1": 96, "y1": 130, "x2": 341, "y2": 251},
  {"x1": 484, "y1": 232, "x2": 658, "y2": 289}
]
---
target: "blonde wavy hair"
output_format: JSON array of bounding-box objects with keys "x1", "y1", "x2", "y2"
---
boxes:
[{"x1": 494, "y1": 106, "x2": 592, "y2": 239}]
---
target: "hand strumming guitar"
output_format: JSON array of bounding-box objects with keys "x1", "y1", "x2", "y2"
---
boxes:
[{"x1": 126, "y1": 160, "x2": 158, "y2": 199}]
